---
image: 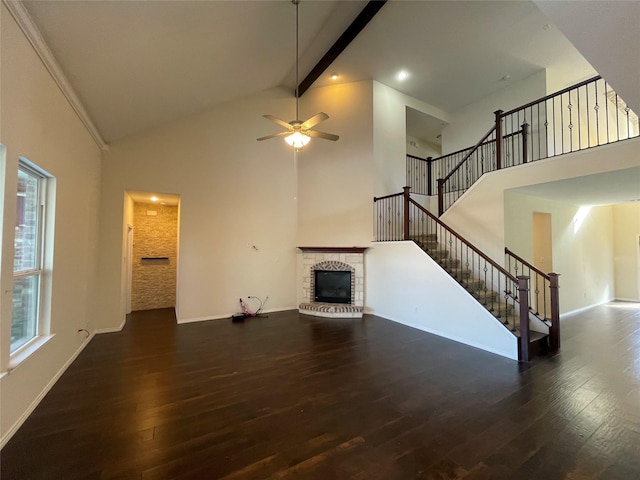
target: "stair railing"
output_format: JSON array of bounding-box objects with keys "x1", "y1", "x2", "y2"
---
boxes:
[
  {"x1": 436, "y1": 125, "x2": 497, "y2": 215},
  {"x1": 372, "y1": 189, "x2": 407, "y2": 241},
  {"x1": 501, "y1": 75, "x2": 638, "y2": 163},
  {"x1": 420, "y1": 76, "x2": 639, "y2": 215},
  {"x1": 505, "y1": 247, "x2": 560, "y2": 351},
  {"x1": 408, "y1": 128, "x2": 527, "y2": 201},
  {"x1": 373, "y1": 187, "x2": 533, "y2": 361},
  {"x1": 406, "y1": 154, "x2": 435, "y2": 196}
]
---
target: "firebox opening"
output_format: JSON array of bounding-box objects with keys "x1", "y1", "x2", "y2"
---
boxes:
[{"x1": 314, "y1": 270, "x2": 351, "y2": 304}]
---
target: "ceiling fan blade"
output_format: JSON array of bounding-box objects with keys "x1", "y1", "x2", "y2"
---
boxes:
[
  {"x1": 263, "y1": 114, "x2": 293, "y2": 130},
  {"x1": 257, "y1": 131, "x2": 290, "y2": 141},
  {"x1": 301, "y1": 112, "x2": 329, "y2": 130},
  {"x1": 307, "y1": 130, "x2": 339, "y2": 141}
]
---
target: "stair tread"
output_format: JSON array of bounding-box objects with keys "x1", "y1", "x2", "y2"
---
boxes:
[{"x1": 525, "y1": 330, "x2": 548, "y2": 342}]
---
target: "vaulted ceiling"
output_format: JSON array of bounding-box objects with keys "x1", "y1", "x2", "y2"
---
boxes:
[{"x1": 17, "y1": 0, "x2": 600, "y2": 145}]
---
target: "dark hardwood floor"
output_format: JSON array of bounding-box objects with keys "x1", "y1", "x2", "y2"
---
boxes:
[{"x1": 2, "y1": 302, "x2": 640, "y2": 479}]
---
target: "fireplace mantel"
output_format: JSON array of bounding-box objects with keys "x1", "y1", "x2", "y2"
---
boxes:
[{"x1": 297, "y1": 247, "x2": 368, "y2": 254}]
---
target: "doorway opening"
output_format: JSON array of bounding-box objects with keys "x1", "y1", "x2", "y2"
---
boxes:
[
  {"x1": 124, "y1": 191, "x2": 181, "y2": 315},
  {"x1": 532, "y1": 212, "x2": 553, "y2": 314},
  {"x1": 637, "y1": 234, "x2": 640, "y2": 301}
]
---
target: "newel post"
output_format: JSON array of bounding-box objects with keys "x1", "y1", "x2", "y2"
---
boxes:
[
  {"x1": 517, "y1": 275, "x2": 530, "y2": 363},
  {"x1": 437, "y1": 179, "x2": 444, "y2": 216},
  {"x1": 426, "y1": 157, "x2": 433, "y2": 196},
  {"x1": 494, "y1": 109, "x2": 503, "y2": 170},
  {"x1": 403, "y1": 186, "x2": 411, "y2": 240},
  {"x1": 521, "y1": 122, "x2": 529, "y2": 164},
  {"x1": 548, "y1": 273, "x2": 560, "y2": 351}
]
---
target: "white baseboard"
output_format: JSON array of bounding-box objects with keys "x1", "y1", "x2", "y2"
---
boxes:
[
  {"x1": 560, "y1": 298, "x2": 614, "y2": 318},
  {"x1": 0, "y1": 332, "x2": 95, "y2": 449},
  {"x1": 95, "y1": 316, "x2": 126, "y2": 334},
  {"x1": 374, "y1": 312, "x2": 518, "y2": 361},
  {"x1": 177, "y1": 306, "x2": 298, "y2": 324},
  {"x1": 177, "y1": 314, "x2": 229, "y2": 324}
]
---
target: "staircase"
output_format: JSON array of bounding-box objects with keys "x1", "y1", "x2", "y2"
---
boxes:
[
  {"x1": 373, "y1": 187, "x2": 559, "y2": 362},
  {"x1": 413, "y1": 232, "x2": 551, "y2": 359},
  {"x1": 372, "y1": 77, "x2": 637, "y2": 361}
]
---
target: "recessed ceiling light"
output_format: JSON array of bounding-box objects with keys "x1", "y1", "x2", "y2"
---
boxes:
[
  {"x1": 331, "y1": 73, "x2": 339, "y2": 80},
  {"x1": 397, "y1": 70, "x2": 409, "y2": 81},
  {"x1": 150, "y1": 196, "x2": 159, "y2": 202}
]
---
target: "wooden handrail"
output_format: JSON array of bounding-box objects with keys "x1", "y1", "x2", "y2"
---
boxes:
[
  {"x1": 375, "y1": 189, "x2": 536, "y2": 360},
  {"x1": 505, "y1": 246, "x2": 561, "y2": 352},
  {"x1": 429, "y1": 128, "x2": 523, "y2": 165},
  {"x1": 406, "y1": 153, "x2": 431, "y2": 162},
  {"x1": 441, "y1": 125, "x2": 496, "y2": 183},
  {"x1": 408, "y1": 196, "x2": 517, "y2": 284},
  {"x1": 373, "y1": 191, "x2": 403, "y2": 202},
  {"x1": 505, "y1": 247, "x2": 550, "y2": 279},
  {"x1": 502, "y1": 75, "x2": 601, "y2": 117},
  {"x1": 431, "y1": 76, "x2": 628, "y2": 215}
]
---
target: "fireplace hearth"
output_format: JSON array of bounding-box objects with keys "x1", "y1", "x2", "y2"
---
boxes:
[{"x1": 297, "y1": 247, "x2": 367, "y2": 318}]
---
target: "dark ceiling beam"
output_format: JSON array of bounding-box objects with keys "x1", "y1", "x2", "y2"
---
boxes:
[{"x1": 297, "y1": 0, "x2": 387, "y2": 98}]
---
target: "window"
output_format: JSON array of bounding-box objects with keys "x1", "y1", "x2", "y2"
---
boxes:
[{"x1": 11, "y1": 162, "x2": 47, "y2": 353}]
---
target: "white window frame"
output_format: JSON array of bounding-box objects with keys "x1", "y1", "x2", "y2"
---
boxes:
[{"x1": 10, "y1": 161, "x2": 48, "y2": 355}]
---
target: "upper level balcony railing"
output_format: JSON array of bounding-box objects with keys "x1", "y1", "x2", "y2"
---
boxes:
[{"x1": 406, "y1": 76, "x2": 639, "y2": 215}]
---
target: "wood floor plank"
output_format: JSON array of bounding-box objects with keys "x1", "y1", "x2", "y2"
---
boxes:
[{"x1": 2, "y1": 303, "x2": 640, "y2": 479}]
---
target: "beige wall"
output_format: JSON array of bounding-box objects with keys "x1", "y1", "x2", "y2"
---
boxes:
[
  {"x1": 613, "y1": 203, "x2": 640, "y2": 301},
  {"x1": 98, "y1": 80, "x2": 380, "y2": 327},
  {"x1": 97, "y1": 86, "x2": 297, "y2": 326},
  {"x1": 131, "y1": 203, "x2": 178, "y2": 310},
  {"x1": 297, "y1": 81, "x2": 375, "y2": 246},
  {"x1": 1, "y1": 5, "x2": 102, "y2": 445},
  {"x1": 505, "y1": 192, "x2": 615, "y2": 314}
]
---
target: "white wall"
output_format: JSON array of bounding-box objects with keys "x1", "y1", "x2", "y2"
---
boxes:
[
  {"x1": 406, "y1": 136, "x2": 440, "y2": 159},
  {"x1": 535, "y1": 0, "x2": 640, "y2": 114},
  {"x1": 442, "y1": 137, "x2": 640, "y2": 266},
  {"x1": 98, "y1": 80, "x2": 380, "y2": 328},
  {"x1": 373, "y1": 81, "x2": 449, "y2": 196},
  {"x1": 98, "y1": 86, "x2": 299, "y2": 326},
  {"x1": 297, "y1": 81, "x2": 375, "y2": 246},
  {"x1": 612, "y1": 203, "x2": 640, "y2": 301},
  {"x1": 0, "y1": 5, "x2": 102, "y2": 446},
  {"x1": 366, "y1": 241, "x2": 518, "y2": 360},
  {"x1": 441, "y1": 71, "x2": 547, "y2": 154},
  {"x1": 504, "y1": 192, "x2": 615, "y2": 314}
]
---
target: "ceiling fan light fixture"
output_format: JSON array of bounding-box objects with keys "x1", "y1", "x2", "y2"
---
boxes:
[
  {"x1": 257, "y1": 0, "x2": 338, "y2": 148},
  {"x1": 284, "y1": 131, "x2": 311, "y2": 148}
]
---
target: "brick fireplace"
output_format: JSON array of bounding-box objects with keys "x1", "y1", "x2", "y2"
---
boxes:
[{"x1": 297, "y1": 247, "x2": 367, "y2": 318}]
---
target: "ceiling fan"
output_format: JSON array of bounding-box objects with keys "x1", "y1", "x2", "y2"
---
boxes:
[{"x1": 257, "y1": 0, "x2": 339, "y2": 149}]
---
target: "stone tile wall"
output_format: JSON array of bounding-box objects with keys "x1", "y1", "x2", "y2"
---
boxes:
[
  {"x1": 299, "y1": 251, "x2": 365, "y2": 318},
  {"x1": 131, "y1": 203, "x2": 178, "y2": 311}
]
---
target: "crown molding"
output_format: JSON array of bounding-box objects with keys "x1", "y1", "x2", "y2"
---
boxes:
[{"x1": 3, "y1": 0, "x2": 108, "y2": 150}]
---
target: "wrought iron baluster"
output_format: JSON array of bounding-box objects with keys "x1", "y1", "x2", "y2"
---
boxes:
[
  {"x1": 577, "y1": 84, "x2": 582, "y2": 148},
  {"x1": 603, "y1": 81, "x2": 609, "y2": 143}
]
